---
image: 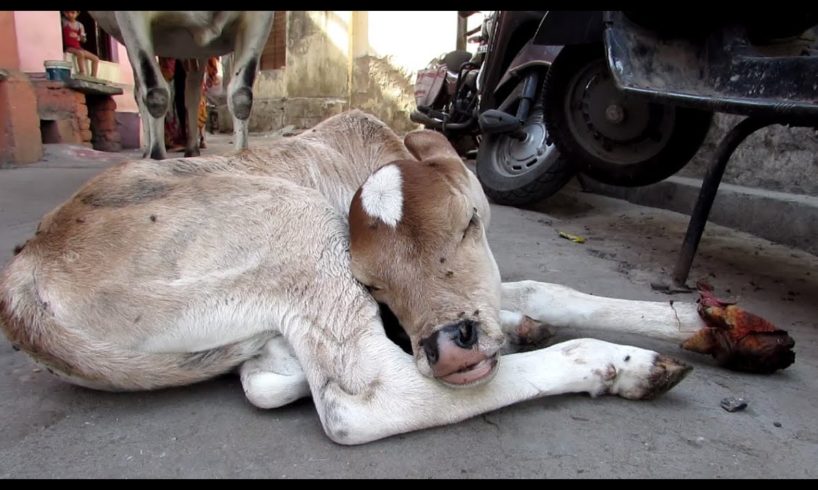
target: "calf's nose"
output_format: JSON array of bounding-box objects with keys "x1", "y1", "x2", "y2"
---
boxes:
[{"x1": 421, "y1": 320, "x2": 481, "y2": 369}]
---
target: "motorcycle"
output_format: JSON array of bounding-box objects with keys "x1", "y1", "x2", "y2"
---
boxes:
[
  {"x1": 412, "y1": 11, "x2": 818, "y2": 206},
  {"x1": 412, "y1": 11, "x2": 492, "y2": 156}
]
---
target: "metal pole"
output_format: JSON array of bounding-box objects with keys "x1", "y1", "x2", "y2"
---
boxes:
[
  {"x1": 671, "y1": 116, "x2": 774, "y2": 287},
  {"x1": 456, "y1": 14, "x2": 467, "y2": 51}
]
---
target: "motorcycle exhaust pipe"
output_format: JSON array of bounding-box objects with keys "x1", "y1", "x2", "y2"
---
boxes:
[{"x1": 411, "y1": 111, "x2": 474, "y2": 131}]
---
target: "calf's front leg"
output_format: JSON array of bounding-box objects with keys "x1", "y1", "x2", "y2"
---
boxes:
[{"x1": 301, "y1": 333, "x2": 689, "y2": 445}]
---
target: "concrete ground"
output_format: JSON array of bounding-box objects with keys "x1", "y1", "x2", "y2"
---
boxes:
[{"x1": 1, "y1": 133, "x2": 817, "y2": 478}]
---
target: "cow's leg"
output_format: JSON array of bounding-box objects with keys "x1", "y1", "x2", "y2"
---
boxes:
[
  {"x1": 499, "y1": 280, "x2": 795, "y2": 373},
  {"x1": 240, "y1": 335, "x2": 310, "y2": 409},
  {"x1": 183, "y1": 59, "x2": 206, "y2": 157},
  {"x1": 114, "y1": 12, "x2": 168, "y2": 159},
  {"x1": 227, "y1": 13, "x2": 274, "y2": 151},
  {"x1": 133, "y1": 83, "x2": 161, "y2": 159}
]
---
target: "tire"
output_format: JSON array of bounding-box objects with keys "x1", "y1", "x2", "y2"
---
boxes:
[
  {"x1": 476, "y1": 103, "x2": 576, "y2": 207},
  {"x1": 543, "y1": 44, "x2": 713, "y2": 187}
]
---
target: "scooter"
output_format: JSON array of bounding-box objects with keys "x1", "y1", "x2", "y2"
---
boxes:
[{"x1": 412, "y1": 10, "x2": 818, "y2": 208}]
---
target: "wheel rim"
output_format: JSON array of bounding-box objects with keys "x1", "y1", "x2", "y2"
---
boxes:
[
  {"x1": 488, "y1": 108, "x2": 558, "y2": 178},
  {"x1": 564, "y1": 59, "x2": 676, "y2": 165}
]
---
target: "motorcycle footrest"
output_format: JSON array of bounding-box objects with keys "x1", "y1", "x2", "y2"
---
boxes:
[{"x1": 478, "y1": 109, "x2": 523, "y2": 134}]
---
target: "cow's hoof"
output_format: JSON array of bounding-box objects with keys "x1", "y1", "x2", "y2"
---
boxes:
[
  {"x1": 680, "y1": 282, "x2": 796, "y2": 374},
  {"x1": 148, "y1": 145, "x2": 168, "y2": 160},
  {"x1": 184, "y1": 147, "x2": 200, "y2": 158},
  {"x1": 144, "y1": 88, "x2": 169, "y2": 118},
  {"x1": 231, "y1": 87, "x2": 253, "y2": 120}
]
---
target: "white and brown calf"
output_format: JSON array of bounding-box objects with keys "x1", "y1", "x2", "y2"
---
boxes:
[
  {"x1": 0, "y1": 110, "x2": 794, "y2": 445},
  {"x1": 90, "y1": 11, "x2": 274, "y2": 159}
]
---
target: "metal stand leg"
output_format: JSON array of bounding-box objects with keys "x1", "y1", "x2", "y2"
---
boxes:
[{"x1": 671, "y1": 116, "x2": 774, "y2": 288}]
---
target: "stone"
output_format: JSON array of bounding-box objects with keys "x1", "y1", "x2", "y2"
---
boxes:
[{"x1": 720, "y1": 397, "x2": 748, "y2": 412}]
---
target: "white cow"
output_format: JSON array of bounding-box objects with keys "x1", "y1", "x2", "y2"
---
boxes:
[
  {"x1": 0, "y1": 110, "x2": 794, "y2": 445},
  {"x1": 90, "y1": 11, "x2": 274, "y2": 159}
]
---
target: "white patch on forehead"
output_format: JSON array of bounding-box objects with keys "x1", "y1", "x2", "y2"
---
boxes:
[{"x1": 361, "y1": 164, "x2": 403, "y2": 228}]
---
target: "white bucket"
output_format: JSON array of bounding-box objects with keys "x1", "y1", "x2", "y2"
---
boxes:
[{"x1": 44, "y1": 60, "x2": 73, "y2": 81}]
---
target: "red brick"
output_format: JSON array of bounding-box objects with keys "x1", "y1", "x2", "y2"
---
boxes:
[
  {"x1": 93, "y1": 109, "x2": 116, "y2": 123},
  {"x1": 0, "y1": 71, "x2": 43, "y2": 164},
  {"x1": 79, "y1": 118, "x2": 91, "y2": 130},
  {"x1": 80, "y1": 129, "x2": 93, "y2": 141},
  {"x1": 0, "y1": 12, "x2": 20, "y2": 70},
  {"x1": 92, "y1": 117, "x2": 117, "y2": 131},
  {"x1": 33, "y1": 83, "x2": 78, "y2": 118},
  {"x1": 93, "y1": 139, "x2": 122, "y2": 152}
]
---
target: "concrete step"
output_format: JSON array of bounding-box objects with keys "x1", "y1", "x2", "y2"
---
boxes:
[{"x1": 579, "y1": 175, "x2": 818, "y2": 257}]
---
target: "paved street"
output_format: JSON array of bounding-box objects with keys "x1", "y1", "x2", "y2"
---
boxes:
[{"x1": 1, "y1": 134, "x2": 816, "y2": 478}]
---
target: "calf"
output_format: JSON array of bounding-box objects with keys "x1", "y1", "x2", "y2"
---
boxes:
[{"x1": 0, "y1": 110, "x2": 794, "y2": 445}]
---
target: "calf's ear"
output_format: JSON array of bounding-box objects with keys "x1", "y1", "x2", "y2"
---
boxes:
[{"x1": 403, "y1": 130, "x2": 461, "y2": 162}]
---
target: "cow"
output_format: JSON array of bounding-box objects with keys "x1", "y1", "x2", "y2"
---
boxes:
[
  {"x1": 90, "y1": 11, "x2": 274, "y2": 159},
  {"x1": 0, "y1": 110, "x2": 794, "y2": 445}
]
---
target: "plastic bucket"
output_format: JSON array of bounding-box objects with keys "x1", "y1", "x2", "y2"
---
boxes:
[{"x1": 44, "y1": 60, "x2": 73, "y2": 82}]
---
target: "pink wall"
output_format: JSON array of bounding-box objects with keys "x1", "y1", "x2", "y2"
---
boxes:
[
  {"x1": 113, "y1": 43, "x2": 138, "y2": 113},
  {"x1": 0, "y1": 12, "x2": 20, "y2": 70},
  {"x1": 14, "y1": 11, "x2": 63, "y2": 73},
  {"x1": 13, "y1": 11, "x2": 138, "y2": 114}
]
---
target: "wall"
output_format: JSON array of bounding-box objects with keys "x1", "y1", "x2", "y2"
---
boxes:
[
  {"x1": 224, "y1": 11, "x2": 353, "y2": 133},
  {"x1": 14, "y1": 11, "x2": 63, "y2": 73},
  {"x1": 678, "y1": 114, "x2": 818, "y2": 197},
  {"x1": 0, "y1": 12, "x2": 20, "y2": 70},
  {"x1": 285, "y1": 11, "x2": 350, "y2": 98},
  {"x1": 112, "y1": 43, "x2": 138, "y2": 113},
  {"x1": 12, "y1": 12, "x2": 137, "y2": 114},
  {"x1": 227, "y1": 10, "x2": 461, "y2": 135}
]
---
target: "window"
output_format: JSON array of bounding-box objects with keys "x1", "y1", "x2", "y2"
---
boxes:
[
  {"x1": 260, "y1": 11, "x2": 287, "y2": 71},
  {"x1": 60, "y1": 11, "x2": 116, "y2": 62}
]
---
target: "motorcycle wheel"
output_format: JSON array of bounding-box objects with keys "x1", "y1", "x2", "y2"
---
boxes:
[
  {"x1": 476, "y1": 104, "x2": 576, "y2": 206},
  {"x1": 543, "y1": 44, "x2": 713, "y2": 187},
  {"x1": 476, "y1": 103, "x2": 576, "y2": 207}
]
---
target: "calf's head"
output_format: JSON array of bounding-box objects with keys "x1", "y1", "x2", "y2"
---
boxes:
[{"x1": 349, "y1": 130, "x2": 505, "y2": 387}]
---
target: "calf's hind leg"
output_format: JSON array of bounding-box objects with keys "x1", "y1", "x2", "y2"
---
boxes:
[{"x1": 240, "y1": 335, "x2": 310, "y2": 409}]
